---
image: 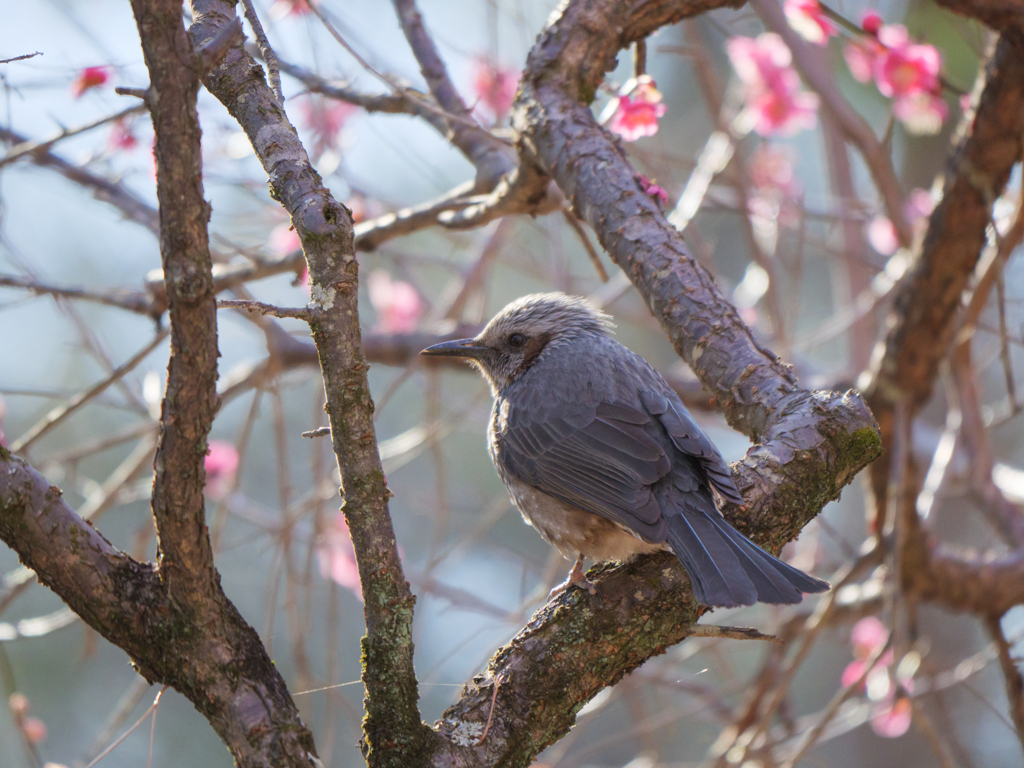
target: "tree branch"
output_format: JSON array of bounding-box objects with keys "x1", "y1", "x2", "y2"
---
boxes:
[
  {"x1": 188, "y1": 2, "x2": 432, "y2": 764},
  {"x1": 864, "y1": 30, "x2": 1024, "y2": 520},
  {"x1": 391, "y1": 0, "x2": 514, "y2": 190}
]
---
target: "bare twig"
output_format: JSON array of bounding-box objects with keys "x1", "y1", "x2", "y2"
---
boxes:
[
  {"x1": 986, "y1": 614, "x2": 1024, "y2": 760},
  {"x1": 0, "y1": 105, "x2": 147, "y2": 169},
  {"x1": 0, "y1": 52, "x2": 42, "y2": 65},
  {"x1": 10, "y1": 332, "x2": 168, "y2": 454},
  {"x1": 391, "y1": 0, "x2": 514, "y2": 188},
  {"x1": 685, "y1": 624, "x2": 782, "y2": 643},
  {"x1": 218, "y1": 298, "x2": 310, "y2": 320},
  {"x1": 239, "y1": 0, "x2": 283, "y2": 102}
]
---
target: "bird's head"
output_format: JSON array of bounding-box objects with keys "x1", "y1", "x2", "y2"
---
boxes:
[{"x1": 420, "y1": 292, "x2": 612, "y2": 392}]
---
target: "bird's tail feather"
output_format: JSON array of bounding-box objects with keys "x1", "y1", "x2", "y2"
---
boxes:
[{"x1": 666, "y1": 500, "x2": 829, "y2": 608}]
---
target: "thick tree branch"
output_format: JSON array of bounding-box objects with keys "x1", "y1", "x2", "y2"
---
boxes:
[
  {"x1": 130, "y1": 0, "x2": 220, "y2": 603},
  {"x1": 0, "y1": 451, "x2": 316, "y2": 767},
  {"x1": 864, "y1": 30, "x2": 1024, "y2": 518},
  {"x1": 188, "y1": 2, "x2": 431, "y2": 765}
]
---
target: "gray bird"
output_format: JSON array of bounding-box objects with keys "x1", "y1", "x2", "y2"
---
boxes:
[{"x1": 421, "y1": 292, "x2": 829, "y2": 607}]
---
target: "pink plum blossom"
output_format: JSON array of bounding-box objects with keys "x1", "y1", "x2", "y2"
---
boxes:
[
  {"x1": 866, "y1": 215, "x2": 899, "y2": 255},
  {"x1": 748, "y1": 144, "x2": 798, "y2": 196},
  {"x1": 71, "y1": 66, "x2": 110, "y2": 98},
  {"x1": 844, "y1": 17, "x2": 946, "y2": 135},
  {"x1": 727, "y1": 34, "x2": 819, "y2": 137},
  {"x1": 317, "y1": 512, "x2": 362, "y2": 600},
  {"x1": 784, "y1": 0, "x2": 837, "y2": 46},
  {"x1": 636, "y1": 174, "x2": 668, "y2": 206},
  {"x1": 871, "y1": 696, "x2": 913, "y2": 738},
  {"x1": 874, "y1": 25, "x2": 941, "y2": 99},
  {"x1": 866, "y1": 187, "x2": 933, "y2": 255},
  {"x1": 367, "y1": 270, "x2": 423, "y2": 333},
  {"x1": 270, "y1": 222, "x2": 302, "y2": 256},
  {"x1": 608, "y1": 76, "x2": 667, "y2": 142},
  {"x1": 841, "y1": 617, "x2": 915, "y2": 738},
  {"x1": 471, "y1": 57, "x2": 520, "y2": 122},
  {"x1": 844, "y1": 37, "x2": 883, "y2": 83},
  {"x1": 301, "y1": 98, "x2": 358, "y2": 158},
  {"x1": 22, "y1": 717, "x2": 47, "y2": 744},
  {"x1": 862, "y1": 10, "x2": 884, "y2": 34},
  {"x1": 270, "y1": 0, "x2": 314, "y2": 17},
  {"x1": 108, "y1": 118, "x2": 139, "y2": 151},
  {"x1": 892, "y1": 91, "x2": 948, "y2": 135},
  {"x1": 204, "y1": 440, "x2": 239, "y2": 500},
  {"x1": 748, "y1": 144, "x2": 801, "y2": 227}
]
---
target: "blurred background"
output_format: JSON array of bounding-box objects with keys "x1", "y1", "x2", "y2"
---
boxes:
[{"x1": 1, "y1": 0, "x2": 1022, "y2": 766}]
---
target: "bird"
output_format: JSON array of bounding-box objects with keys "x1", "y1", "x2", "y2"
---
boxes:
[{"x1": 420, "y1": 292, "x2": 829, "y2": 607}]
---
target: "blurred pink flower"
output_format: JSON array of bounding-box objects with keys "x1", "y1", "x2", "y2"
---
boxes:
[
  {"x1": 317, "y1": 512, "x2": 362, "y2": 600},
  {"x1": 9, "y1": 692, "x2": 29, "y2": 717},
  {"x1": 844, "y1": 37, "x2": 884, "y2": 83},
  {"x1": 866, "y1": 215, "x2": 899, "y2": 255},
  {"x1": 608, "y1": 75, "x2": 667, "y2": 142},
  {"x1": 862, "y1": 10, "x2": 884, "y2": 34},
  {"x1": 71, "y1": 66, "x2": 110, "y2": 98},
  {"x1": 892, "y1": 91, "x2": 948, "y2": 135},
  {"x1": 748, "y1": 144, "x2": 797, "y2": 195},
  {"x1": 270, "y1": 0, "x2": 314, "y2": 16},
  {"x1": 874, "y1": 25, "x2": 941, "y2": 100},
  {"x1": 866, "y1": 187, "x2": 933, "y2": 254},
  {"x1": 851, "y1": 616, "x2": 889, "y2": 655},
  {"x1": 471, "y1": 57, "x2": 520, "y2": 121},
  {"x1": 871, "y1": 696, "x2": 913, "y2": 737},
  {"x1": 22, "y1": 716, "x2": 47, "y2": 744},
  {"x1": 205, "y1": 440, "x2": 239, "y2": 500},
  {"x1": 367, "y1": 270, "x2": 423, "y2": 333},
  {"x1": 845, "y1": 19, "x2": 946, "y2": 135},
  {"x1": 727, "y1": 34, "x2": 819, "y2": 137},
  {"x1": 784, "y1": 0, "x2": 837, "y2": 45},
  {"x1": 841, "y1": 617, "x2": 914, "y2": 738},
  {"x1": 636, "y1": 174, "x2": 668, "y2": 206},
  {"x1": 302, "y1": 98, "x2": 358, "y2": 157},
  {"x1": 748, "y1": 144, "x2": 800, "y2": 227},
  {"x1": 108, "y1": 118, "x2": 139, "y2": 151},
  {"x1": 904, "y1": 187, "x2": 935, "y2": 222},
  {"x1": 269, "y1": 222, "x2": 302, "y2": 256}
]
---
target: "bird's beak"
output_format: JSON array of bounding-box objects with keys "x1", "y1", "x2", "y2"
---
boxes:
[{"x1": 420, "y1": 338, "x2": 491, "y2": 359}]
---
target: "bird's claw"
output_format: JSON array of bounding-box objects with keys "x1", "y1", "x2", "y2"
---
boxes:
[{"x1": 548, "y1": 558, "x2": 599, "y2": 600}]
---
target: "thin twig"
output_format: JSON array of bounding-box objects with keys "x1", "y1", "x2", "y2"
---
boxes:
[
  {"x1": 10, "y1": 332, "x2": 168, "y2": 454},
  {"x1": 986, "y1": 614, "x2": 1024, "y2": 760},
  {"x1": 239, "y1": 0, "x2": 284, "y2": 103},
  {"x1": 476, "y1": 673, "x2": 506, "y2": 744},
  {"x1": 301, "y1": 427, "x2": 331, "y2": 438},
  {"x1": 0, "y1": 105, "x2": 147, "y2": 169},
  {"x1": 0, "y1": 52, "x2": 42, "y2": 65},
  {"x1": 85, "y1": 686, "x2": 167, "y2": 768},
  {"x1": 217, "y1": 298, "x2": 311, "y2": 320},
  {"x1": 685, "y1": 624, "x2": 782, "y2": 644},
  {"x1": 561, "y1": 207, "x2": 609, "y2": 282},
  {"x1": 634, "y1": 39, "x2": 647, "y2": 77}
]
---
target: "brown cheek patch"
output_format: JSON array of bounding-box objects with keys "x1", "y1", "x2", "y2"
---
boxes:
[{"x1": 517, "y1": 332, "x2": 552, "y2": 375}]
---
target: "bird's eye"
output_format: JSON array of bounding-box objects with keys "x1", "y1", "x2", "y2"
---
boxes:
[{"x1": 508, "y1": 333, "x2": 527, "y2": 348}]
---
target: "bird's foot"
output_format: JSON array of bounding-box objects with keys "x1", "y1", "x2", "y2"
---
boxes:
[{"x1": 548, "y1": 558, "x2": 598, "y2": 600}]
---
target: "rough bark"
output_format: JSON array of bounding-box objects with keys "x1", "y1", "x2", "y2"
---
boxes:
[{"x1": 188, "y1": 2, "x2": 431, "y2": 765}]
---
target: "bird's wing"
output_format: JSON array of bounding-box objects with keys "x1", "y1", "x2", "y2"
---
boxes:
[
  {"x1": 497, "y1": 399, "x2": 672, "y2": 540},
  {"x1": 640, "y1": 390, "x2": 745, "y2": 506}
]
